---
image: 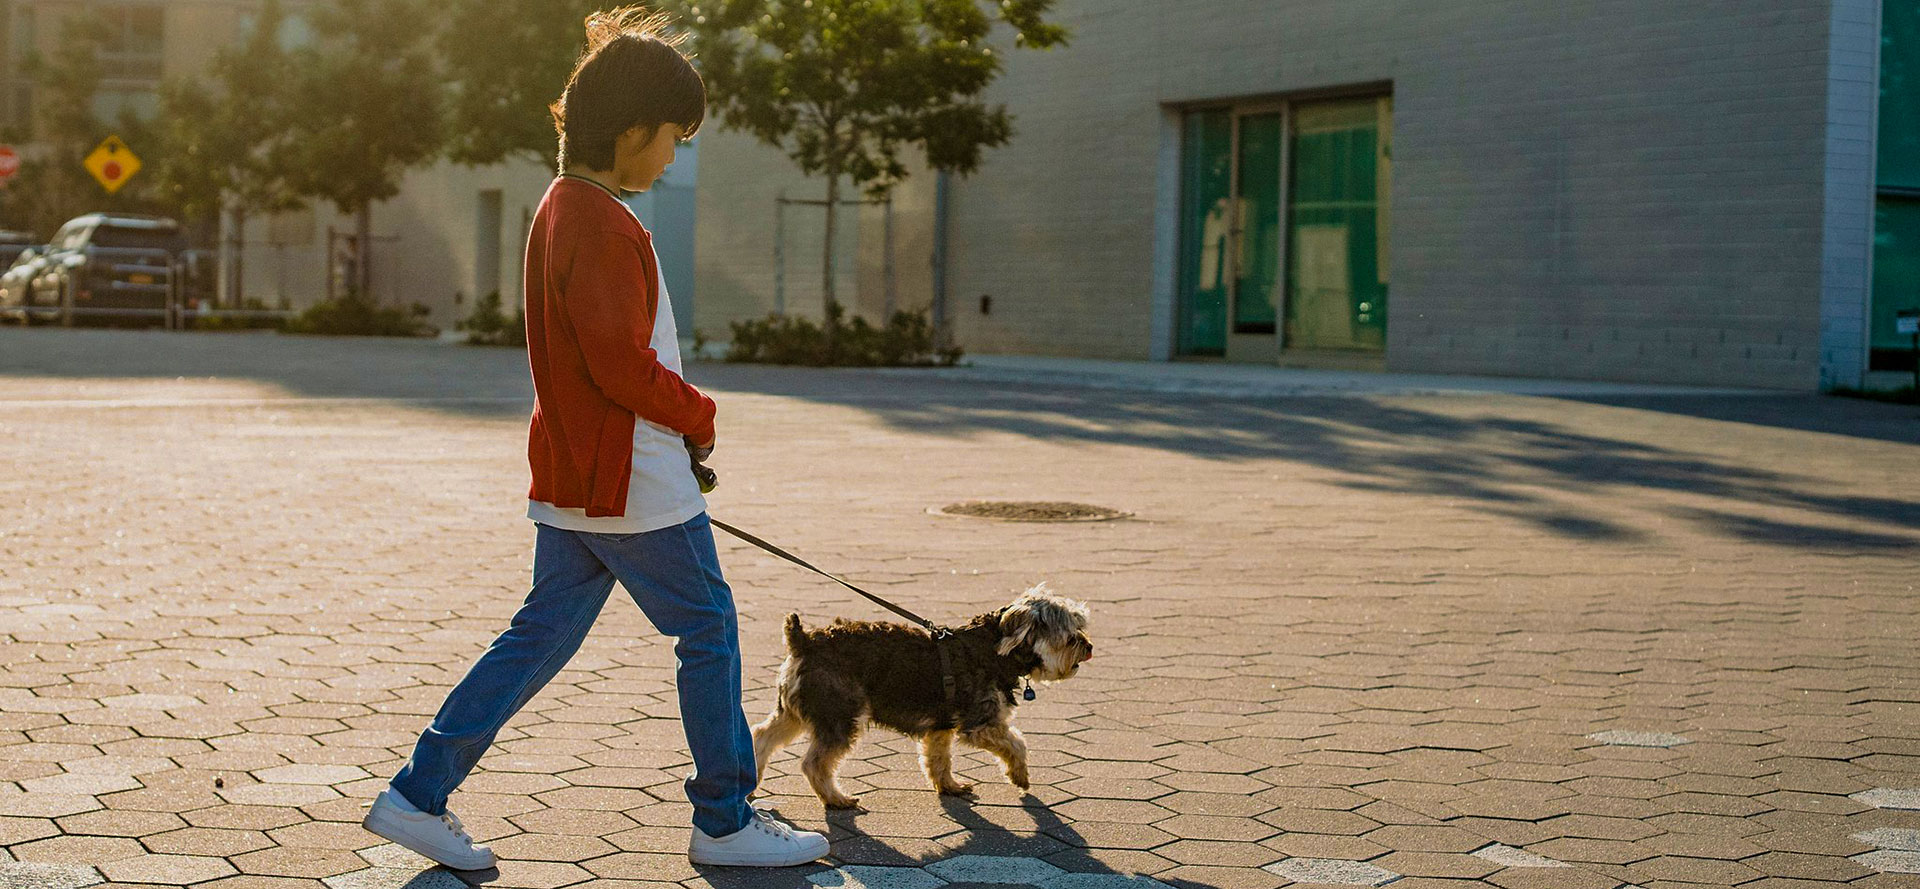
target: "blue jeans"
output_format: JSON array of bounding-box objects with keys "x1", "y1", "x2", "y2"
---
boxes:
[{"x1": 390, "y1": 514, "x2": 756, "y2": 838}]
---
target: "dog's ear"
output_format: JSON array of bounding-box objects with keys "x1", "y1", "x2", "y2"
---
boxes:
[{"x1": 997, "y1": 605, "x2": 1033, "y2": 656}]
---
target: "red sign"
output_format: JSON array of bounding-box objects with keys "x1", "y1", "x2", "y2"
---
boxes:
[{"x1": 0, "y1": 146, "x2": 17, "y2": 182}]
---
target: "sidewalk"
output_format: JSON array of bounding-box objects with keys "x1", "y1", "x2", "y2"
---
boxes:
[
  {"x1": 0, "y1": 328, "x2": 1915, "y2": 889},
  {"x1": 876, "y1": 353, "x2": 1777, "y2": 398}
]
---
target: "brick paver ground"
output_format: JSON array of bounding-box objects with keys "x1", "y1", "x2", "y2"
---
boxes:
[{"x1": 1, "y1": 327, "x2": 1917, "y2": 889}]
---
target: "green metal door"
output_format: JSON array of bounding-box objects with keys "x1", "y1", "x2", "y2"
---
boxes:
[
  {"x1": 1177, "y1": 110, "x2": 1232, "y2": 356},
  {"x1": 1285, "y1": 96, "x2": 1391, "y2": 351},
  {"x1": 1236, "y1": 113, "x2": 1283, "y2": 333},
  {"x1": 1872, "y1": 0, "x2": 1919, "y2": 366}
]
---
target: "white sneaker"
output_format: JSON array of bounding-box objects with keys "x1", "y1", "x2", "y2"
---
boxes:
[
  {"x1": 688, "y1": 807, "x2": 830, "y2": 866},
  {"x1": 362, "y1": 789, "x2": 497, "y2": 871}
]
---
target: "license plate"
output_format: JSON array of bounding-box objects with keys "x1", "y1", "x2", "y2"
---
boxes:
[{"x1": 128, "y1": 273, "x2": 153, "y2": 284}]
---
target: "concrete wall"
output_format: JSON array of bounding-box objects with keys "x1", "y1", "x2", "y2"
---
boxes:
[
  {"x1": 240, "y1": 156, "x2": 554, "y2": 328},
  {"x1": 691, "y1": 125, "x2": 932, "y2": 340},
  {"x1": 695, "y1": 0, "x2": 1848, "y2": 388},
  {"x1": 240, "y1": 151, "x2": 706, "y2": 334}
]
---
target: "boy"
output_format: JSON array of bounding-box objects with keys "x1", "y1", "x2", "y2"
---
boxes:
[{"x1": 360, "y1": 7, "x2": 830, "y2": 870}]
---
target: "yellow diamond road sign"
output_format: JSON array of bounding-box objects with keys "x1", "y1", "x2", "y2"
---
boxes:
[{"x1": 85, "y1": 135, "x2": 140, "y2": 194}]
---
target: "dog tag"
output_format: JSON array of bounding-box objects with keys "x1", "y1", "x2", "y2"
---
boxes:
[{"x1": 1023, "y1": 683, "x2": 1036, "y2": 702}]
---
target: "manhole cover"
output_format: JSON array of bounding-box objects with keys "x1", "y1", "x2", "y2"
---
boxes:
[{"x1": 935, "y1": 501, "x2": 1131, "y2": 522}]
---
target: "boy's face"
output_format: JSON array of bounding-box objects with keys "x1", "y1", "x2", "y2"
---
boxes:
[{"x1": 613, "y1": 122, "x2": 687, "y2": 192}]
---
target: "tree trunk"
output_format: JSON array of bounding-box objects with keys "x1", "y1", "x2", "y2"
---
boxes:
[
  {"x1": 354, "y1": 203, "x2": 372, "y2": 301},
  {"x1": 821, "y1": 166, "x2": 840, "y2": 356},
  {"x1": 229, "y1": 205, "x2": 247, "y2": 308},
  {"x1": 821, "y1": 169, "x2": 839, "y2": 315}
]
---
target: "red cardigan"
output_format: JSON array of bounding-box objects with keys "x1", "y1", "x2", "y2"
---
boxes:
[{"x1": 524, "y1": 177, "x2": 716, "y2": 518}]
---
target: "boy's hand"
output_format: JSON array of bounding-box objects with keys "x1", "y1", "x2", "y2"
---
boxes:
[{"x1": 685, "y1": 435, "x2": 714, "y2": 463}]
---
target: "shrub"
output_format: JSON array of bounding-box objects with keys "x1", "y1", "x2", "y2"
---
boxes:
[
  {"x1": 282, "y1": 292, "x2": 436, "y2": 337},
  {"x1": 1830, "y1": 386, "x2": 1918, "y2": 405},
  {"x1": 458, "y1": 291, "x2": 526, "y2": 346},
  {"x1": 189, "y1": 297, "x2": 284, "y2": 331},
  {"x1": 725, "y1": 304, "x2": 961, "y2": 367}
]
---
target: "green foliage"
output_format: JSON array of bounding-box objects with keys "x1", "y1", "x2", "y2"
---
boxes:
[
  {"x1": 726, "y1": 304, "x2": 961, "y2": 367},
  {"x1": 282, "y1": 292, "x2": 436, "y2": 337},
  {"x1": 687, "y1": 0, "x2": 1069, "y2": 194},
  {"x1": 152, "y1": 0, "x2": 306, "y2": 227},
  {"x1": 1830, "y1": 386, "x2": 1919, "y2": 405},
  {"x1": 682, "y1": 0, "x2": 1066, "y2": 335},
  {"x1": 436, "y1": 0, "x2": 602, "y2": 166},
  {"x1": 189, "y1": 298, "x2": 283, "y2": 331},
  {"x1": 275, "y1": 0, "x2": 444, "y2": 218},
  {"x1": 2, "y1": 18, "x2": 114, "y2": 235},
  {"x1": 458, "y1": 291, "x2": 527, "y2": 346}
]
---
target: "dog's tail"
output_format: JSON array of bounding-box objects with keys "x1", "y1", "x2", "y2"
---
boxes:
[{"x1": 783, "y1": 613, "x2": 808, "y2": 654}]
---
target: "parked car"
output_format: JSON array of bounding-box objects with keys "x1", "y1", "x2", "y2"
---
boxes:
[
  {"x1": 27, "y1": 213, "x2": 189, "y2": 326},
  {"x1": 0, "y1": 230, "x2": 36, "y2": 270},
  {"x1": 0, "y1": 245, "x2": 55, "y2": 323}
]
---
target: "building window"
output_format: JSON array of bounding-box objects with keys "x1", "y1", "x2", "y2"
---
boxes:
[
  {"x1": 1873, "y1": 0, "x2": 1919, "y2": 370},
  {"x1": 1175, "y1": 92, "x2": 1393, "y2": 358},
  {"x1": 98, "y1": 3, "x2": 163, "y2": 84}
]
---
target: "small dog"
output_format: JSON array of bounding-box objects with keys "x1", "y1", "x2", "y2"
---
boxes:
[{"x1": 751, "y1": 584, "x2": 1093, "y2": 808}]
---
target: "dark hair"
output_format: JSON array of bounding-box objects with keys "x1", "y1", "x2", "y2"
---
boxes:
[{"x1": 549, "y1": 7, "x2": 705, "y2": 173}]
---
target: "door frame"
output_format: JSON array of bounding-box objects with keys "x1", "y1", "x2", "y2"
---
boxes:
[
  {"x1": 1168, "y1": 82, "x2": 1394, "y2": 363},
  {"x1": 1227, "y1": 101, "x2": 1287, "y2": 362}
]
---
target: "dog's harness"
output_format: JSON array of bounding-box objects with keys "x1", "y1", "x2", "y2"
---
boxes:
[{"x1": 708, "y1": 518, "x2": 961, "y2": 705}]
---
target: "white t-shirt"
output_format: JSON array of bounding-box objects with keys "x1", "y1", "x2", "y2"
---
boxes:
[{"x1": 527, "y1": 240, "x2": 708, "y2": 534}]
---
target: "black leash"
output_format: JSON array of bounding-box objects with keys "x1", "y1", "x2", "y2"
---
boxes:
[
  {"x1": 707, "y1": 517, "x2": 943, "y2": 635},
  {"x1": 705, "y1": 510, "x2": 961, "y2": 704}
]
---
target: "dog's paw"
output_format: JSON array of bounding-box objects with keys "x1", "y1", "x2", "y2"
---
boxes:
[
  {"x1": 1007, "y1": 768, "x2": 1031, "y2": 790},
  {"x1": 937, "y1": 781, "x2": 977, "y2": 796},
  {"x1": 822, "y1": 794, "x2": 863, "y2": 810}
]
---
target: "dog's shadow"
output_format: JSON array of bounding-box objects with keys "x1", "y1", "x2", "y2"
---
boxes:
[{"x1": 792, "y1": 782, "x2": 1235, "y2": 889}]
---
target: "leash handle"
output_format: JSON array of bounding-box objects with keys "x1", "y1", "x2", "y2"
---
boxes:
[{"x1": 707, "y1": 517, "x2": 941, "y2": 633}]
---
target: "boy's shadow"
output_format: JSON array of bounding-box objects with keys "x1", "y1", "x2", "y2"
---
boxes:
[{"x1": 791, "y1": 786, "x2": 1230, "y2": 889}]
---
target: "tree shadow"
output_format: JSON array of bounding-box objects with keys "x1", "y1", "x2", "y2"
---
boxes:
[
  {"x1": 8, "y1": 328, "x2": 1914, "y2": 548},
  {"x1": 710, "y1": 368, "x2": 1919, "y2": 549}
]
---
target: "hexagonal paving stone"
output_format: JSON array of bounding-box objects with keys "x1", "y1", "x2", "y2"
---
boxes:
[
  {"x1": 256, "y1": 764, "x2": 371, "y2": 785},
  {"x1": 1586, "y1": 731, "x2": 1690, "y2": 748},
  {"x1": 325, "y1": 867, "x2": 470, "y2": 889},
  {"x1": 98, "y1": 853, "x2": 238, "y2": 884},
  {"x1": 97, "y1": 693, "x2": 203, "y2": 710},
  {"x1": 806, "y1": 864, "x2": 950, "y2": 889},
  {"x1": 16, "y1": 773, "x2": 142, "y2": 796},
  {"x1": 924, "y1": 855, "x2": 1066, "y2": 884},
  {"x1": 1852, "y1": 850, "x2": 1920, "y2": 874},
  {"x1": 0, "y1": 862, "x2": 104, "y2": 889},
  {"x1": 1039, "y1": 874, "x2": 1173, "y2": 889},
  {"x1": 1261, "y1": 857, "x2": 1401, "y2": 886},
  {"x1": 1854, "y1": 828, "x2": 1920, "y2": 852},
  {"x1": 357, "y1": 843, "x2": 436, "y2": 869},
  {"x1": 1470, "y1": 843, "x2": 1570, "y2": 868},
  {"x1": 1851, "y1": 788, "x2": 1920, "y2": 811}
]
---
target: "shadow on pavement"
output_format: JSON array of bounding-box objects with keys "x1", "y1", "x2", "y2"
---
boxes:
[
  {"x1": 710, "y1": 367, "x2": 1920, "y2": 550},
  {"x1": 6, "y1": 328, "x2": 1915, "y2": 549}
]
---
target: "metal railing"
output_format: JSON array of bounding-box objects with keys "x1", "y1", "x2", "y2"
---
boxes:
[{"x1": 44, "y1": 256, "x2": 295, "y2": 330}]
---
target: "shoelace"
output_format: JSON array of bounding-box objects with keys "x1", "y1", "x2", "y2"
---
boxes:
[
  {"x1": 441, "y1": 811, "x2": 474, "y2": 844},
  {"x1": 750, "y1": 807, "x2": 799, "y2": 841}
]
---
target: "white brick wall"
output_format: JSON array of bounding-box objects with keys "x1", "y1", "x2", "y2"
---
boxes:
[{"x1": 696, "y1": 0, "x2": 1855, "y2": 388}]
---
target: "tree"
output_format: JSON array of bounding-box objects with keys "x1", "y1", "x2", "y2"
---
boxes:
[
  {"x1": 152, "y1": 0, "x2": 306, "y2": 304},
  {"x1": 0, "y1": 17, "x2": 113, "y2": 236},
  {"x1": 0, "y1": 14, "x2": 204, "y2": 237},
  {"x1": 436, "y1": 0, "x2": 602, "y2": 166},
  {"x1": 276, "y1": 0, "x2": 444, "y2": 300},
  {"x1": 683, "y1": 0, "x2": 1068, "y2": 328}
]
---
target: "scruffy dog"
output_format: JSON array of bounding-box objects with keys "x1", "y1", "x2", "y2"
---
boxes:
[{"x1": 751, "y1": 584, "x2": 1093, "y2": 808}]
